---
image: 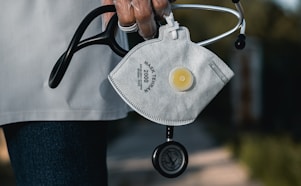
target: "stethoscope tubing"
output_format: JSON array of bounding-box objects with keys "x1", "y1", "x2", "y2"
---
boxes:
[
  {"x1": 49, "y1": 5, "x2": 125, "y2": 88},
  {"x1": 171, "y1": 2, "x2": 246, "y2": 46}
]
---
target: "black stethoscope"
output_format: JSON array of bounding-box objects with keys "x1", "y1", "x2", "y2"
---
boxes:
[
  {"x1": 49, "y1": 1, "x2": 246, "y2": 178},
  {"x1": 49, "y1": 5, "x2": 125, "y2": 89}
]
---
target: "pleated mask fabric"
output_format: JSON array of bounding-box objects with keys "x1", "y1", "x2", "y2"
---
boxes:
[{"x1": 109, "y1": 25, "x2": 234, "y2": 126}]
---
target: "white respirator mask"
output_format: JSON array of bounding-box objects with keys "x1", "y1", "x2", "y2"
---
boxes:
[{"x1": 108, "y1": 13, "x2": 234, "y2": 126}]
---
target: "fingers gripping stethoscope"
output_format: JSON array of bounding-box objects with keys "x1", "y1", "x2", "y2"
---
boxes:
[{"x1": 48, "y1": 1, "x2": 246, "y2": 178}]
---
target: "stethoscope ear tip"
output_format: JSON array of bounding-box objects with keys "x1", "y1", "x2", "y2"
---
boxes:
[{"x1": 235, "y1": 34, "x2": 246, "y2": 50}]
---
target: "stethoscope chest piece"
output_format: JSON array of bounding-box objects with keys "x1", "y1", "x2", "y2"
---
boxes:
[
  {"x1": 152, "y1": 126, "x2": 188, "y2": 178},
  {"x1": 152, "y1": 141, "x2": 188, "y2": 178}
]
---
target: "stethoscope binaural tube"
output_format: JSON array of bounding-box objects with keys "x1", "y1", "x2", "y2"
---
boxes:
[
  {"x1": 171, "y1": 1, "x2": 246, "y2": 47},
  {"x1": 48, "y1": 1, "x2": 246, "y2": 89},
  {"x1": 49, "y1": 5, "x2": 126, "y2": 88}
]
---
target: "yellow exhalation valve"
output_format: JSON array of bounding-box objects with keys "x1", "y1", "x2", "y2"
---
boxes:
[{"x1": 169, "y1": 67, "x2": 194, "y2": 92}]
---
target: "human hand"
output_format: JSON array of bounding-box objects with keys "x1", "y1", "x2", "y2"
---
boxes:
[{"x1": 115, "y1": 0, "x2": 173, "y2": 39}]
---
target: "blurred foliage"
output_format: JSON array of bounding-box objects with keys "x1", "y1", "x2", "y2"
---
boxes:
[
  {"x1": 173, "y1": 0, "x2": 301, "y2": 56},
  {"x1": 172, "y1": 0, "x2": 301, "y2": 129},
  {"x1": 172, "y1": 1, "x2": 301, "y2": 186},
  {"x1": 231, "y1": 134, "x2": 301, "y2": 186},
  {"x1": 173, "y1": 0, "x2": 301, "y2": 132}
]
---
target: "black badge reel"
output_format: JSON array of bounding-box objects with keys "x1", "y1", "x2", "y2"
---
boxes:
[{"x1": 49, "y1": 1, "x2": 246, "y2": 178}]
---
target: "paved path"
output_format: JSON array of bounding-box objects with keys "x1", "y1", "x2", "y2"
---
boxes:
[
  {"x1": 107, "y1": 117, "x2": 261, "y2": 186},
  {"x1": 0, "y1": 117, "x2": 261, "y2": 186}
]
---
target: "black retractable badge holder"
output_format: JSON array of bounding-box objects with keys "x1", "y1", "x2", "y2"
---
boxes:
[{"x1": 152, "y1": 126, "x2": 188, "y2": 178}]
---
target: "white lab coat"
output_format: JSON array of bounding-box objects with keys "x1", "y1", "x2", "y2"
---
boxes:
[{"x1": 0, "y1": 0, "x2": 130, "y2": 125}]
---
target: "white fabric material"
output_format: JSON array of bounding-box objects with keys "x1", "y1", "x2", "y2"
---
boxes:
[
  {"x1": 0, "y1": 0, "x2": 130, "y2": 126},
  {"x1": 109, "y1": 25, "x2": 234, "y2": 126}
]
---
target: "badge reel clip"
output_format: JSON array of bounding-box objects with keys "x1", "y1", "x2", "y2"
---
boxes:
[{"x1": 49, "y1": 1, "x2": 246, "y2": 179}]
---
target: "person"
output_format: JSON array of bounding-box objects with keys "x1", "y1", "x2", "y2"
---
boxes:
[{"x1": 0, "y1": 0, "x2": 172, "y2": 185}]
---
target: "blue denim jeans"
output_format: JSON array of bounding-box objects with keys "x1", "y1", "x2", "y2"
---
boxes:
[{"x1": 3, "y1": 121, "x2": 108, "y2": 186}]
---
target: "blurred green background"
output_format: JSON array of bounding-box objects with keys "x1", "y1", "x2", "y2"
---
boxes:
[
  {"x1": 1, "y1": 0, "x2": 301, "y2": 185},
  {"x1": 171, "y1": 1, "x2": 301, "y2": 186}
]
